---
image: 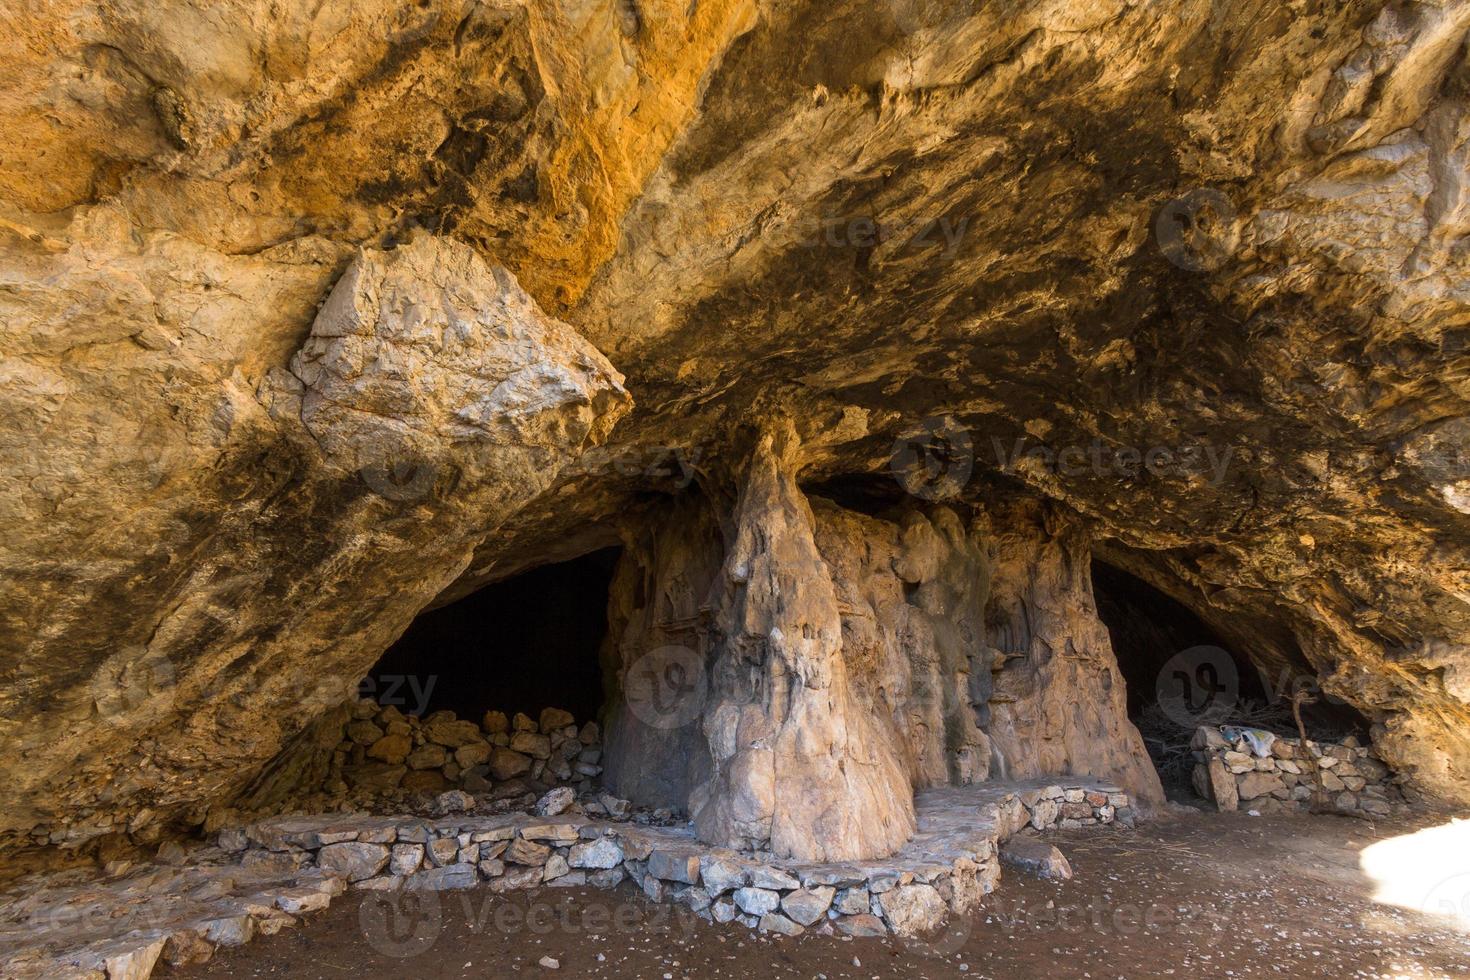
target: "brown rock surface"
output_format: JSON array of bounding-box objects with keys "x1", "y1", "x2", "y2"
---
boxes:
[{"x1": 2, "y1": 0, "x2": 1469, "y2": 858}]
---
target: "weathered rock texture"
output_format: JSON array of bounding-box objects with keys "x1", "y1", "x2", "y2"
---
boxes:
[
  {"x1": 0, "y1": 234, "x2": 628, "y2": 849},
  {"x1": 690, "y1": 427, "x2": 918, "y2": 861},
  {"x1": 594, "y1": 427, "x2": 1161, "y2": 860},
  {"x1": 3, "y1": 0, "x2": 1470, "y2": 854}
]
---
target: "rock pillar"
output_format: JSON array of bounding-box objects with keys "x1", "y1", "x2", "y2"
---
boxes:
[{"x1": 688, "y1": 426, "x2": 917, "y2": 861}]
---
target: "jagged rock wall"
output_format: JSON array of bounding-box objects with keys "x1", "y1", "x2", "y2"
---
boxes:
[
  {"x1": 984, "y1": 500, "x2": 1167, "y2": 810},
  {"x1": 601, "y1": 431, "x2": 1162, "y2": 860},
  {"x1": 809, "y1": 498, "x2": 993, "y2": 790},
  {"x1": 598, "y1": 492, "x2": 724, "y2": 810},
  {"x1": 0, "y1": 235, "x2": 629, "y2": 850},
  {"x1": 3, "y1": 0, "x2": 1469, "y2": 850}
]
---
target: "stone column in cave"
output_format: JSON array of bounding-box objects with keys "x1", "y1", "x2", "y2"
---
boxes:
[{"x1": 687, "y1": 424, "x2": 917, "y2": 862}]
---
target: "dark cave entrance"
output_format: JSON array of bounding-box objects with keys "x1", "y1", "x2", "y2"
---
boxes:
[
  {"x1": 1091, "y1": 560, "x2": 1266, "y2": 793},
  {"x1": 1091, "y1": 559, "x2": 1370, "y2": 795},
  {"x1": 362, "y1": 547, "x2": 621, "y2": 724}
]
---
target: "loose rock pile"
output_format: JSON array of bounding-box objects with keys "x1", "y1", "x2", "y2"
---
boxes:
[
  {"x1": 1190, "y1": 726, "x2": 1401, "y2": 816},
  {"x1": 328, "y1": 702, "x2": 602, "y2": 806}
]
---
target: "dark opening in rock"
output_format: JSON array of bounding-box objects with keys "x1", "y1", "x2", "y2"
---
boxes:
[
  {"x1": 1092, "y1": 559, "x2": 1369, "y2": 794},
  {"x1": 363, "y1": 547, "x2": 622, "y2": 721}
]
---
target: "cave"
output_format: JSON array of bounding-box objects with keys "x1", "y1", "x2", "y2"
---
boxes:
[
  {"x1": 5, "y1": 1, "x2": 1470, "y2": 974},
  {"x1": 361, "y1": 547, "x2": 621, "y2": 723},
  {"x1": 1092, "y1": 558, "x2": 1372, "y2": 795}
]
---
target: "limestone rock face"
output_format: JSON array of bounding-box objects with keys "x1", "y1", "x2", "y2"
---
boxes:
[
  {"x1": 0, "y1": 234, "x2": 628, "y2": 847},
  {"x1": 600, "y1": 435, "x2": 1161, "y2": 859},
  {"x1": 3, "y1": 0, "x2": 1470, "y2": 851},
  {"x1": 985, "y1": 500, "x2": 1166, "y2": 810},
  {"x1": 689, "y1": 427, "x2": 917, "y2": 861},
  {"x1": 812, "y1": 500, "x2": 993, "y2": 789}
]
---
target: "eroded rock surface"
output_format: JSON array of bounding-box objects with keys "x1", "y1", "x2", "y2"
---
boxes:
[
  {"x1": 2, "y1": 0, "x2": 1470, "y2": 854},
  {"x1": 0, "y1": 235, "x2": 628, "y2": 849}
]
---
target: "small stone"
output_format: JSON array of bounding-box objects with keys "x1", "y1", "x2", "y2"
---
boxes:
[
  {"x1": 490, "y1": 864, "x2": 547, "y2": 892},
  {"x1": 203, "y1": 914, "x2": 255, "y2": 946},
  {"x1": 513, "y1": 712, "x2": 538, "y2": 732},
  {"x1": 347, "y1": 720, "x2": 384, "y2": 745},
  {"x1": 1236, "y1": 771, "x2": 1286, "y2": 801},
  {"x1": 1000, "y1": 837, "x2": 1073, "y2": 880},
  {"x1": 699, "y1": 853, "x2": 748, "y2": 894},
  {"x1": 431, "y1": 790, "x2": 475, "y2": 816},
  {"x1": 734, "y1": 886, "x2": 781, "y2": 916},
  {"x1": 318, "y1": 842, "x2": 391, "y2": 881},
  {"x1": 781, "y1": 886, "x2": 835, "y2": 926},
  {"x1": 589, "y1": 867, "x2": 627, "y2": 889},
  {"x1": 510, "y1": 732, "x2": 552, "y2": 759},
  {"x1": 569, "y1": 837, "x2": 624, "y2": 869},
  {"x1": 540, "y1": 707, "x2": 576, "y2": 732},
  {"x1": 482, "y1": 710, "x2": 510, "y2": 735},
  {"x1": 1223, "y1": 751, "x2": 1255, "y2": 774},
  {"x1": 835, "y1": 913, "x2": 888, "y2": 937},
  {"x1": 578, "y1": 721, "x2": 600, "y2": 744},
  {"x1": 649, "y1": 849, "x2": 701, "y2": 885},
  {"x1": 427, "y1": 838, "x2": 460, "y2": 867},
  {"x1": 535, "y1": 786, "x2": 576, "y2": 816},
  {"x1": 834, "y1": 885, "x2": 870, "y2": 915},
  {"x1": 539, "y1": 955, "x2": 560, "y2": 969},
  {"x1": 407, "y1": 744, "x2": 449, "y2": 769},
  {"x1": 749, "y1": 865, "x2": 800, "y2": 890},
  {"x1": 597, "y1": 793, "x2": 631, "y2": 819},
  {"x1": 543, "y1": 853, "x2": 571, "y2": 881},
  {"x1": 879, "y1": 883, "x2": 947, "y2": 938},
  {"x1": 455, "y1": 742, "x2": 491, "y2": 768},
  {"x1": 367, "y1": 733, "x2": 412, "y2": 764},
  {"x1": 423, "y1": 717, "x2": 484, "y2": 748},
  {"x1": 489, "y1": 748, "x2": 532, "y2": 780},
  {"x1": 759, "y1": 912, "x2": 804, "y2": 936},
  {"x1": 390, "y1": 843, "x2": 424, "y2": 876},
  {"x1": 507, "y1": 837, "x2": 552, "y2": 866},
  {"x1": 405, "y1": 864, "x2": 479, "y2": 891}
]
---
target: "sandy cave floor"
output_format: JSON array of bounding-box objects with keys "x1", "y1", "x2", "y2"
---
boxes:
[{"x1": 160, "y1": 806, "x2": 1470, "y2": 979}]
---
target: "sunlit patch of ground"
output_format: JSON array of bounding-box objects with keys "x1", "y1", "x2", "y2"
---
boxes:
[{"x1": 1360, "y1": 817, "x2": 1470, "y2": 932}]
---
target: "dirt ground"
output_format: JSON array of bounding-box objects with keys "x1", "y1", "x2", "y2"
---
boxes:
[{"x1": 163, "y1": 807, "x2": 1470, "y2": 979}]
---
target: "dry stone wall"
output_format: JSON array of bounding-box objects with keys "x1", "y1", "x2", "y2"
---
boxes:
[
  {"x1": 1190, "y1": 726, "x2": 1402, "y2": 817},
  {"x1": 237, "y1": 701, "x2": 605, "y2": 818}
]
